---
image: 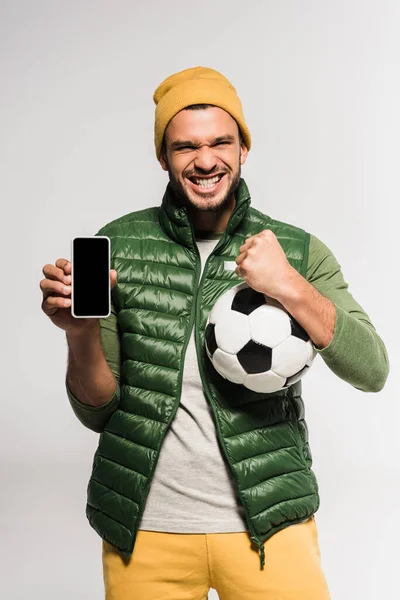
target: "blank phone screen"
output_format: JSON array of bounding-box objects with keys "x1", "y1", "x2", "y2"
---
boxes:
[{"x1": 72, "y1": 237, "x2": 110, "y2": 317}]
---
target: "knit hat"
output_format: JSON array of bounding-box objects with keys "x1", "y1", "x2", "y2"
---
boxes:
[{"x1": 153, "y1": 66, "x2": 251, "y2": 160}]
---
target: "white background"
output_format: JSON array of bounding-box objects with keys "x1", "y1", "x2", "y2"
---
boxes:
[{"x1": 1, "y1": 1, "x2": 399, "y2": 598}]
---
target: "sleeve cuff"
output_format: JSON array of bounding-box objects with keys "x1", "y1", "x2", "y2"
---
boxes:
[
  {"x1": 66, "y1": 376, "x2": 120, "y2": 413},
  {"x1": 312, "y1": 301, "x2": 345, "y2": 358}
]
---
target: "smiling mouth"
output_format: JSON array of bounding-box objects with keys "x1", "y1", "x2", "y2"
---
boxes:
[{"x1": 187, "y1": 173, "x2": 226, "y2": 193}]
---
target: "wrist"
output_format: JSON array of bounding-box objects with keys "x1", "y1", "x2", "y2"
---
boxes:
[
  {"x1": 66, "y1": 319, "x2": 100, "y2": 339},
  {"x1": 273, "y1": 268, "x2": 304, "y2": 305}
]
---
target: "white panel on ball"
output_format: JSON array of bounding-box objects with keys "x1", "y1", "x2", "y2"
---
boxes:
[
  {"x1": 286, "y1": 365, "x2": 310, "y2": 386},
  {"x1": 214, "y1": 311, "x2": 250, "y2": 354},
  {"x1": 248, "y1": 304, "x2": 292, "y2": 348},
  {"x1": 209, "y1": 282, "x2": 248, "y2": 325},
  {"x1": 213, "y1": 348, "x2": 247, "y2": 384},
  {"x1": 271, "y1": 336, "x2": 312, "y2": 377},
  {"x1": 244, "y1": 370, "x2": 286, "y2": 393}
]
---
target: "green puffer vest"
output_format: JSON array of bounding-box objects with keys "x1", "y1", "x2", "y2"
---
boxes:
[{"x1": 87, "y1": 178, "x2": 319, "y2": 570}]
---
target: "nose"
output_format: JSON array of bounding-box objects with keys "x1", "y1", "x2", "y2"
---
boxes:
[{"x1": 193, "y1": 146, "x2": 218, "y2": 173}]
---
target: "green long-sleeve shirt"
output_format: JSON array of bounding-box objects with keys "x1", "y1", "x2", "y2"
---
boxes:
[{"x1": 66, "y1": 233, "x2": 390, "y2": 432}]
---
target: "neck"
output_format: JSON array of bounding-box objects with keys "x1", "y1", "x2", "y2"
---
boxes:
[{"x1": 187, "y1": 193, "x2": 236, "y2": 234}]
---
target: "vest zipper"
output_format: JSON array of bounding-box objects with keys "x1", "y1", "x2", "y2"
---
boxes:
[{"x1": 189, "y1": 222, "x2": 267, "y2": 571}]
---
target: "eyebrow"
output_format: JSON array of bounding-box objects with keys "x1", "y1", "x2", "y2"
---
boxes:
[{"x1": 170, "y1": 135, "x2": 236, "y2": 150}]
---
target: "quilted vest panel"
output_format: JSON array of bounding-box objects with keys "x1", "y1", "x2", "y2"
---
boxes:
[{"x1": 85, "y1": 179, "x2": 319, "y2": 569}]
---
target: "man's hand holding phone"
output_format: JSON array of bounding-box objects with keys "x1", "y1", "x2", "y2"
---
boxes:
[{"x1": 40, "y1": 258, "x2": 117, "y2": 334}]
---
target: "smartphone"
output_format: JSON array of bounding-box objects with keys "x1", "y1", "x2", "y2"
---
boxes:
[{"x1": 71, "y1": 236, "x2": 111, "y2": 318}]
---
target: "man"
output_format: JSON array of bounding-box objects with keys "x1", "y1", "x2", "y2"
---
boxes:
[{"x1": 41, "y1": 66, "x2": 389, "y2": 599}]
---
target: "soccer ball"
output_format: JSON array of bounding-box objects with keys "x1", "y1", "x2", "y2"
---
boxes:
[{"x1": 204, "y1": 282, "x2": 317, "y2": 393}]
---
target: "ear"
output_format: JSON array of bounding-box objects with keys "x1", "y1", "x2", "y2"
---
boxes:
[
  {"x1": 159, "y1": 139, "x2": 169, "y2": 171},
  {"x1": 159, "y1": 149, "x2": 168, "y2": 171},
  {"x1": 240, "y1": 141, "x2": 249, "y2": 166}
]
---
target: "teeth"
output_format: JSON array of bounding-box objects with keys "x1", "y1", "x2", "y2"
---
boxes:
[{"x1": 192, "y1": 175, "x2": 222, "y2": 188}]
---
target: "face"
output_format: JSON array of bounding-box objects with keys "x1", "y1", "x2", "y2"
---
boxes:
[{"x1": 159, "y1": 106, "x2": 248, "y2": 213}]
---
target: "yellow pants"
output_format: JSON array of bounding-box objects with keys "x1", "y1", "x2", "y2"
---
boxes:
[{"x1": 102, "y1": 516, "x2": 331, "y2": 599}]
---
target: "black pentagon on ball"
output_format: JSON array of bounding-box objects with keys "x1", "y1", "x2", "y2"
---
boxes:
[
  {"x1": 231, "y1": 287, "x2": 266, "y2": 316},
  {"x1": 205, "y1": 323, "x2": 218, "y2": 357},
  {"x1": 290, "y1": 317, "x2": 309, "y2": 342},
  {"x1": 237, "y1": 340, "x2": 272, "y2": 374},
  {"x1": 285, "y1": 364, "x2": 310, "y2": 387}
]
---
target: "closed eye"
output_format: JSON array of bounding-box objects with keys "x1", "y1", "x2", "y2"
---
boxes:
[{"x1": 178, "y1": 141, "x2": 231, "y2": 151}]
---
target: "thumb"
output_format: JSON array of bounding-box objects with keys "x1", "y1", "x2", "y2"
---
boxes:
[{"x1": 110, "y1": 269, "x2": 118, "y2": 289}]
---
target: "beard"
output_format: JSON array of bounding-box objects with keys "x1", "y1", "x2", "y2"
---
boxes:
[{"x1": 166, "y1": 160, "x2": 242, "y2": 213}]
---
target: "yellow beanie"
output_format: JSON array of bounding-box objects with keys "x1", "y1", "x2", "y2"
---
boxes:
[{"x1": 153, "y1": 66, "x2": 251, "y2": 160}]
